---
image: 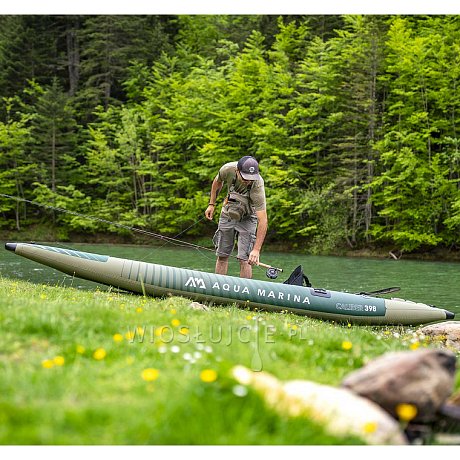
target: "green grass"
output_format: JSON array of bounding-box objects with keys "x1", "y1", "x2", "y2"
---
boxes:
[{"x1": 0, "y1": 277, "x2": 458, "y2": 445}]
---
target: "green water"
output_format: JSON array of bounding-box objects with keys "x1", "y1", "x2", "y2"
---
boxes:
[{"x1": 1, "y1": 241, "x2": 459, "y2": 315}]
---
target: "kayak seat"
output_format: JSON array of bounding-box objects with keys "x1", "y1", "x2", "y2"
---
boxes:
[{"x1": 283, "y1": 265, "x2": 312, "y2": 287}]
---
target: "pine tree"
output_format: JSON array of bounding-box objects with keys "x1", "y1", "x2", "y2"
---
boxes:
[{"x1": 28, "y1": 78, "x2": 79, "y2": 193}]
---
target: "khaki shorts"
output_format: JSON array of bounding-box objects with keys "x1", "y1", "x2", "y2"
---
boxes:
[{"x1": 213, "y1": 211, "x2": 257, "y2": 260}]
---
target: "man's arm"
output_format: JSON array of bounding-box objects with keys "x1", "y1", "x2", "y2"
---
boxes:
[
  {"x1": 205, "y1": 177, "x2": 224, "y2": 220},
  {"x1": 248, "y1": 209, "x2": 268, "y2": 266}
]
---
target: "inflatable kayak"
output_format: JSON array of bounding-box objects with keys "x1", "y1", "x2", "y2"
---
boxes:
[{"x1": 5, "y1": 242, "x2": 455, "y2": 325}]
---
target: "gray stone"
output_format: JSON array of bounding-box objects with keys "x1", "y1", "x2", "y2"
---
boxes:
[
  {"x1": 417, "y1": 321, "x2": 460, "y2": 351},
  {"x1": 188, "y1": 301, "x2": 210, "y2": 311},
  {"x1": 341, "y1": 349, "x2": 457, "y2": 423}
]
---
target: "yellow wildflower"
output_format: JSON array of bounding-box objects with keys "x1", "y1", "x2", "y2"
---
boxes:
[
  {"x1": 363, "y1": 422, "x2": 378, "y2": 434},
  {"x1": 171, "y1": 319, "x2": 181, "y2": 327},
  {"x1": 76, "y1": 345, "x2": 85, "y2": 354},
  {"x1": 409, "y1": 341, "x2": 420, "y2": 350},
  {"x1": 113, "y1": 333, "x2": 123, "y2": 343},
  {"x1": 396, "y1": 403, "x2": 417, "y2": 422},
  {"x1": 136, "y1": 307, "x2": 143, "y2": 313},
  {"x1": 141, "y1": 368, "x2": 160, "y2": 382},
  {"x1": 136, "y1": 327, "x2": 145, "y2": 335},
  {"x1": 179, "y1": 327, "x2": 189, "y2": 335},
  {"x1": 53, "y1": 356, "x2": 65, "y2": 366},
  {"x1": 200, "y1": 369, "x2": 218, "y2": 383},
  {"x1": 41, "y1": 359, "x2": 54, "y2": 369},
  {"x1": 170, "y1": 309, "x2": 177, "y2": 315},
  {"x1": 93, "y1": 348, "x2": 107, "y2": 360},
  {"x1": 341, "y1": 341, "x2": 353, "y2": 351},
  {"x1": 125, "y1": 331, "x2": 135, "y2": 340},
  {"x1": 155, "y1": 326, "x2": 168, "y2": 337}
]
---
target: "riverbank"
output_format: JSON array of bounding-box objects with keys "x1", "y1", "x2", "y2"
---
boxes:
[
  {"x1": 2, "y1": 225, "x2": 460, "y2": 263},
  {"x1": 0, "y1": 277, "x2": 459, "y2": 444}
]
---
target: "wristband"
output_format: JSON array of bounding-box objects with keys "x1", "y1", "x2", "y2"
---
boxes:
[{"x1": 208, "y1": 203, "x2": 215, "y2": 206}]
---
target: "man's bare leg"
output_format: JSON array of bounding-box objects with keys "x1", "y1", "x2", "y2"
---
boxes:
[
  {"x1": 239, "y1": 259, "x2": 252, "y2": 279},
  {"x1": 216, "y1": 256, "x2": 229, "y2": 275}
]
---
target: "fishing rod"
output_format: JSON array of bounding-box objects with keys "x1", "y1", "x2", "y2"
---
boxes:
[{"x1": 0, "y1": 193, "x2": 283, "y2": 278}]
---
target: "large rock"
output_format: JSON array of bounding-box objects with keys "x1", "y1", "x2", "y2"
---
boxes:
[
  {"x1": 341, "y1": 349, "x2": 456, "y2": 423},
  {"x1": 417, "y1": 321, "x2": 460, "y2": 351},
  {"x1": 232, "y1": 365, "x2": 407, "y2": 445}
]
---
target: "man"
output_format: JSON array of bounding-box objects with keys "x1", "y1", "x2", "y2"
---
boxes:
[{"x1": 205, "y1": 156, "x2": 268, "y2": 279}]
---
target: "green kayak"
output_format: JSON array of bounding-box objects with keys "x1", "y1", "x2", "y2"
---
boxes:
[{"x1": 5, "y1": 242, "x2": 455, "y2": 325}]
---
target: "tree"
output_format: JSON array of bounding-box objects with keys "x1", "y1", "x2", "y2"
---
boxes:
[
  {"x1": 27, "y1": 78, "x2": 79, "y2": 194},
  {"x1": 78, "y1": 15, "x2": 172, "y2": 113},
  {"x1": 370, "y1": 17, "x2": 458, "y2": 251},
  {"x1": 327, "y1": 16, "x2": 388, "y2": 246},
  {"x1": 0, "y1": 97, "x2": 34, "y2": 229},
  {"x1": 0, "y1": 16, "x2": 64, "y2": 102}
]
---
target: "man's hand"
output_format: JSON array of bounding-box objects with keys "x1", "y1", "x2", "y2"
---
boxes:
[
  {"x1": 206, "y1": 178, "x2": 223, "y2": 221},
  {"x1": 248, "y1": 209, "x2": 267, "y2": 266},
  {"x1": 248, "y1": 248, "x2": 260, "y2": 266},
  {"x1": 205, "y1": 205, "x2": 215, "y2": 221}
]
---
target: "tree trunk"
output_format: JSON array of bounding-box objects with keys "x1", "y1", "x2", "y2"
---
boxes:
[{"x1": 66, "y1": 18, "x2": 80, "y2": 96}]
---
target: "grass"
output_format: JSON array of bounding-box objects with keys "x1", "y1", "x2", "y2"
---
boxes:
[{"x1": 0, "y1": 277, "x2": 458, "y2": 445}]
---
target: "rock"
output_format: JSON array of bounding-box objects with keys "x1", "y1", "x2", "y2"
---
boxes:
[
  {"x1": 232, "y1": 365, "x2": 407, "y2": 445},
  {"x1": 417, "y1": 321, "x2": 460, "y2": 351},
  {"x1": 188, "y1": 301, "x2": 210, "y2": 311},
  {"x1": 341, "y1": 349, "x2": 457, "y2": 423}
]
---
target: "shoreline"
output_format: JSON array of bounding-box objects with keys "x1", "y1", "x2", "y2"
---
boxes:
[{"x1": 1, "y1": 228, "x2": 459, "y2": 263}]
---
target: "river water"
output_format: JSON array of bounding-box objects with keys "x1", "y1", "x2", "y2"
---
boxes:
[{"x1": 1, "y1": 241, "x2": 459, "y2": 316}]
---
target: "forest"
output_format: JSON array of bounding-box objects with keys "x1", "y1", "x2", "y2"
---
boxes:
[{"x1": 1, "y1": 15, "x2": 460, "y2": 255}]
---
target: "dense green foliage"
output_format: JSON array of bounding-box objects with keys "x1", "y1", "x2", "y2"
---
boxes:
[{"x1": 1, "y1": 15, "x2": 460, "y2": 254}]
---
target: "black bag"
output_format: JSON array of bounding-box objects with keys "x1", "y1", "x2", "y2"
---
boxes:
[{"x1": 283, "y1": 265, "x2": 312, "y2": 287}]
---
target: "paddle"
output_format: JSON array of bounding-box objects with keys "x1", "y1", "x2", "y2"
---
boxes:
[{"x1": 355, "y1": 287, "x2": 401, "y2": 296}]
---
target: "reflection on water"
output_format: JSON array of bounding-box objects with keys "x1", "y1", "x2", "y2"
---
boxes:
[{"x1": 1, "y1": 241, "x2": 459, "y2": 315}]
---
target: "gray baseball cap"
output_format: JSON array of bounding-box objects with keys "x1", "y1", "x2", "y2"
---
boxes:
[{"x1": 237, "y1": 156, "x2": 261, "y2": 181}]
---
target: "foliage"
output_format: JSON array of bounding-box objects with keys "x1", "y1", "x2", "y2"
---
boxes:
[
  {"x1": 1, "y1": 15, "x2": 460, "y2": 253},
  {"x1": 0, "y1": 97, "x2": 34, "y2": 229},
  {"x1": 370, "y1": 17, "x2": 460, "y2": 251}
]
